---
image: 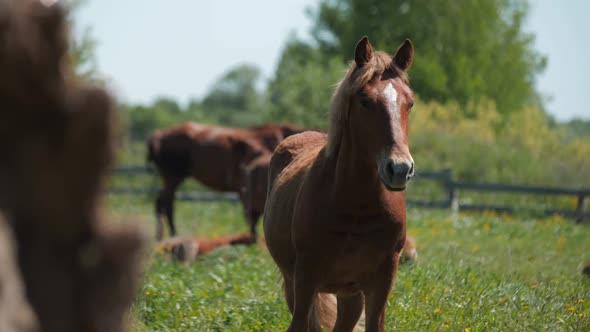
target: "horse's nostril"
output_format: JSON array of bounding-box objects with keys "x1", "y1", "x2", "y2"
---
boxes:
[{"x1": 386, "y1": 160, "x2": 396, "y2": 178}]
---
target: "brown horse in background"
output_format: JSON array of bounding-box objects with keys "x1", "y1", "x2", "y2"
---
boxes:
[
  {"x1": 264, "y1": 37, "x2": 415, "y2": 331},
  {"x1": 240, "y1": 153, "x2": 273, "y2": 239},
  {"x1": 147, "y1": 122, "x2": 308, "y2": 240},
  {"x1": 583, "y1": 263, "x2": 590, "y2": 276}
]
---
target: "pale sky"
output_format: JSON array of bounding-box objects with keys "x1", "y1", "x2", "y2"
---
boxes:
[{"x1": 76, "y1": 0, "x2": 589, "y2": 121}]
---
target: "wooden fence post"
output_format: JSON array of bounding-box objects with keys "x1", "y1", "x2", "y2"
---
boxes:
[
  {"x1": 576, "y1": 194, "x2": 587, "y2": 224},
  {"x1": 443, "y1": 169, "x2": 459, "y2": 215}
]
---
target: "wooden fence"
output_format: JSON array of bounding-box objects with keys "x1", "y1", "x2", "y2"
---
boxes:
[{"x1": 110, "y1": 167, "x2": 589, "y2": 223}]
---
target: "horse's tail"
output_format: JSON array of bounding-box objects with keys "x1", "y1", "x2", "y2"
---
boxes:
[
  {"x1": 314, "y1": 293, "x2": 365, "y2": 331},
  {"x1": 146, "y1": 135, "x2": 159, "y2": 171},
  {"x1": 315, "y1": 293, "x2": 338, "y2": 330},
  {"x1": 145, "y1": 135, "x2": 162, "y2": 199},
  {"x1": 277, "y1": 289, "x2": 364, "y2": 331}
]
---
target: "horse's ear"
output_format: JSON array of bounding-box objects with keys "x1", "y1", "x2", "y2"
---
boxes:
[
  {"x1": 393, "y1": 39, "x2": 414, "y2": 72},
  {"x1": 354, "y1": 36, "x2": 374, "y2": 67}
]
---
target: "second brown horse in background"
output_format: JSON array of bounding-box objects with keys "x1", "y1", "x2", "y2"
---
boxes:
[{"x1": 147, "y1": 122, "x2": 308, "y2": 241}]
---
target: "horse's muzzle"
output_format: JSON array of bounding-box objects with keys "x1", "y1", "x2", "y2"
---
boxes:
[{"x1": 378, "y1": 158, "x2": 414, "y2": 191}]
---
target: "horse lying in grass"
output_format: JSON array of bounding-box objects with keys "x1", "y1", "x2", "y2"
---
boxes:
[
  {"x1": 400, "y1": 235, "x2": 418, "y2": 263},
  {"x1": 155, "y1": 232, "x2": 254, "y2": 264},
  {"x1": 264, "y1": 36, "x2": 416, "y2": 331},
  {"x1": 147, "y1": 122, "x2": 309, "y2": 241}
]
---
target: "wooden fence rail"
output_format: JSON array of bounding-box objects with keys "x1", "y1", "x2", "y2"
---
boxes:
[{"x1": 109, "y1": 167, "x2": 588, "y2": 223}]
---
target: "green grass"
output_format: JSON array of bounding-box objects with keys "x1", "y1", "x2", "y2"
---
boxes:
[{"x1": 107, "y1": 195, "x2": 590, "y2": 331}]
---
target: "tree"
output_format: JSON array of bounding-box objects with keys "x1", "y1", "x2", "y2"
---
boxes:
[
  {"x1": 561, "y1": 118, "x2": 590, "y2": 139},
  {"x1": 275, "y1": 0, "x2": 546, "y2": 115},
  {"x1": 67, "y1": 0, "x2": 99, "y2": 79},
  {"x1": 201, "y1": 64, "x2": 267, "y2": 126},
  {"x1": 267, "y1": 38, "x2": 344, "y2": 127}
]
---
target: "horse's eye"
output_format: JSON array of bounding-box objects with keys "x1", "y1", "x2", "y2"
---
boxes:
[{"x1": 408, "y1": 102, "x2": 414, "y2": 111}]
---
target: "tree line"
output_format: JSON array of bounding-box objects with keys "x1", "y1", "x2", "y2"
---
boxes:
[{"x1": 71, "y1": 0, "x2": 590, "y2": 188}]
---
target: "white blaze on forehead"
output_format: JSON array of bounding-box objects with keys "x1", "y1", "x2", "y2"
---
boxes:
[
  {"x1": 381, "y1": 82, "x2": 401, "y2": 132},
  {"x1": 378, "y1": 82, "x2": 413, "y2": 167}
]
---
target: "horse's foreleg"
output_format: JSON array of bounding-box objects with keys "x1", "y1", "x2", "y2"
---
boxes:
[
  {"x1": 362, "y1": 254, "x2": 397, "y2": 332},
  {"x1": 159, "y1": 176, "x2": 183, "y2": 239},
  {"x1": 165, "y1": 194, "x2": 176, "y2": 237},
  {"x1": 247, "y1": 210, "x2": 261, "y2": 244},
  {"x1": 155, "y1": 191, "x2": 165, "y2": 241},
  {"x1": 238, "y1": 191, "x2": 259, "y2": 244},
  {"x1": 288, "y1": 262, "x2": 321, "y2": 332},
  {"x1": 334, "y1": 293, "x2": 364, "y2": 332}
]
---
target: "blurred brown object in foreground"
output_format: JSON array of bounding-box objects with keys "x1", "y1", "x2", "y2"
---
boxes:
[
  {"x1": 156, "y1": 232, "x2": 254, "y2": 264},
  {"x1": 583, "y1": 263, "x2": 590, "y2": 276},
  {"x1": 0, "y1": 1, "x2": 145, "y2": 331},
  {"x1": 0, "y1": 214, "x2": 37, "y2": 332}
]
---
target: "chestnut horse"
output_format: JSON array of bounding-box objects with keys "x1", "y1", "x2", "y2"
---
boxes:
[
  {"x1": 264, "y1": 37, "x2": 415, "y2": 332},
  {"x1": 147, "y1": 122, "x2": 307, "y2": 240}
]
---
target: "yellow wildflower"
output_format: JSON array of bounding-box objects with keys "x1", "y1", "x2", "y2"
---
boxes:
[
  {"x1": 579, "y1": 313, "x2": 585, "y2": 319},
  {"x1": 434, "y1": 308, "x2": 441, "y2": 314},
  {"x1": 170, "y1": 290, "x2": 176, "y2": 295},
  {"x1": 523, "y1": 306, "x2": 529, "y2": 310},
  {"x1": 145, "y1": 291, "x2": 151, "y2": 296},
  {"x1": 576, "y1": 299, "x2": 584, "y2": 303},
  {"x1": 464, "y1": 328, "x2": 470, "y2": 332}
]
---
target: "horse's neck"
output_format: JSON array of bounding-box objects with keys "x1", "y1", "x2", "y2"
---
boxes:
[{"x1": 329, "y1": 131, "x2": 383, "y2": 210}]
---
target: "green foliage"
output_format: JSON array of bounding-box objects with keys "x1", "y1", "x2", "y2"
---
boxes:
[
  {"x1": 410, "y1": 99, "x2": 590, "y2": 187},
  {"x1": 120, "y1": 97, "x2": 188, "y2": 140},
  {"x1": 303, "y1": 0, "x2": 546, "y2": 114},
  {"x1": 201, "y1": 64, "x2": 268, "y2": 126},
  {"x1": 67, "y1": 0, "x2": 99, "y2": 79},
  {"x1": 109, "y1": 198, "x2": 590, "y2": 331},
  {"x1": 267, "y1": 39, "x2": 344, "y2": 127},
  {"x1": 119, "y1": 64, "x2": 269, "y2": 141},
  {"x1": 560, "y1": 118, "x2": 590, "y2": 139}
]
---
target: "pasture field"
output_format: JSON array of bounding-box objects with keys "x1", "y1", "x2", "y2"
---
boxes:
[{"x1": 107, "y1": 196, "x2": 590, "y2": 331}]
